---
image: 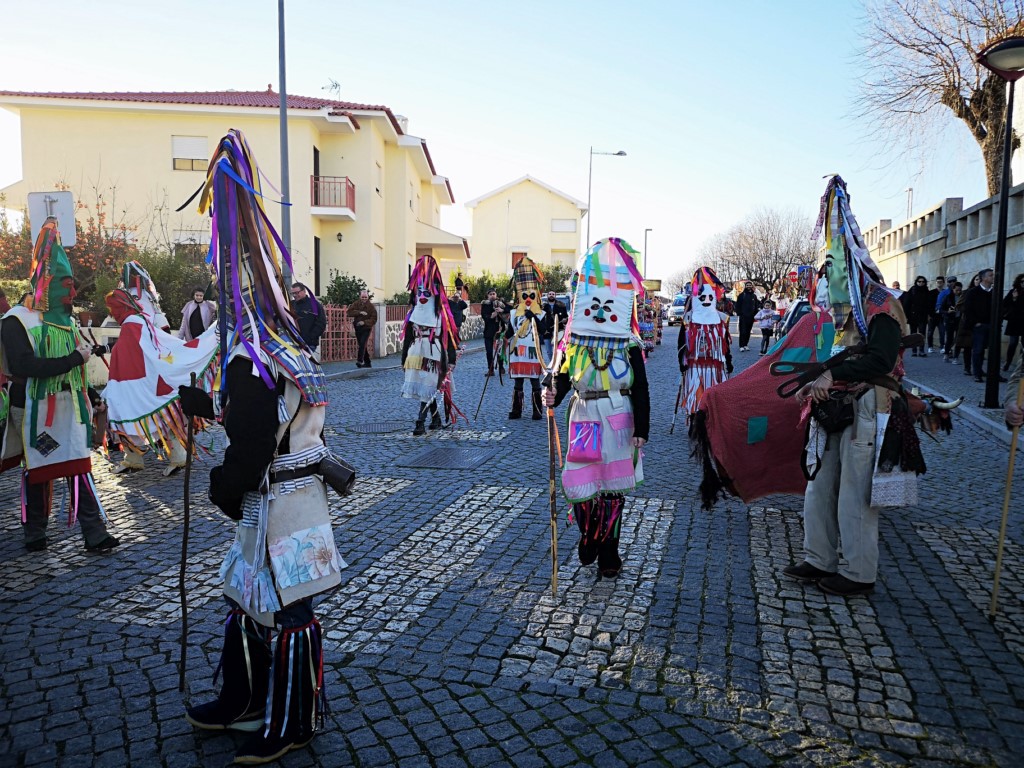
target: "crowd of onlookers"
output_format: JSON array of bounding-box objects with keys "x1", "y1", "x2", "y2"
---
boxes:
[{"x1": 895, "y1": 270, "x2": 1024, "y2": 382}]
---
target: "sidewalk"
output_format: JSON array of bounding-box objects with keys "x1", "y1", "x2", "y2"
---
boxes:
[
  {"x1": 899, "y1": 345, "x2": 1023, "y2": 448},
  {"x1": 321, "y1": 336, "x2": 486, "y2": 379}
]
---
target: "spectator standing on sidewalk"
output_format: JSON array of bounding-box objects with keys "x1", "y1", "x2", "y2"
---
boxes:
[
  {"x1": 940, "y1": 281, "x2": 961, "y2": 361},
  {"x1": 348, "y1": 289, "x2": 377, "y2": 368},
  {"x1": 963, "y1": 268, "x2": 1004, "y2": 383},
  {"x1": 906, "y1": 275, "x2": 931, "y2": 356},
  {"x1": 291, "y1": 282, "x2": 327, "y2": 353},
  {"x1": 1002, "y1": 273, "x2": 1024, "y2": 373},
  {"x1": 926, "y1": 275, "x2": 946, "y2": 353},
  {"x1": 735, "y1": 281, "x2": 760, "y2": 352}
]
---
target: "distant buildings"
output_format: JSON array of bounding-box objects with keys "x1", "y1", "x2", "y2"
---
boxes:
[
  {"x1": 0, "y1": 88, "x2": 468, "y2": 298},
  {"x1": 466, "y1": 175, "x2": 586, "y2": 277}
]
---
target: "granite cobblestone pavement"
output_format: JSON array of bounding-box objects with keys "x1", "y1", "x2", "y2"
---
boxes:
[{"x1": 1, "y1": 327, "x2": 1022, "y2": 767}]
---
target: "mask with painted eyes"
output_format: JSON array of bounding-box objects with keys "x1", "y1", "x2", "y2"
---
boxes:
[
  {"x1": 569, "y1": 239, "x2": 642, "y2": 340},
  {"x1": 691, "y1": 284, "x2": 721, "y2": 324},
  {"x1": 409, "y1": 282, "x2": 439, "y2": 327}
]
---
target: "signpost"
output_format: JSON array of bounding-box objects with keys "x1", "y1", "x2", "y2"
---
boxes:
[{"x1": 27, "y1": 191, "x2": 76, "y2": 248}]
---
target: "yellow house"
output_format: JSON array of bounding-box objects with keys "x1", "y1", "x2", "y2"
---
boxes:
[
  {"x1": 465, "y1": 175, "x2": 586, "y2": 277},
  {"x1": 0, "y1": 88, "x2": 468, "y2": 300}
]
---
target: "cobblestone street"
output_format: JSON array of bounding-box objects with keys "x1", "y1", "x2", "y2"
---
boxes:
[{"x1": 2, "y1": 326, "x2": 1023, "y2": 767}]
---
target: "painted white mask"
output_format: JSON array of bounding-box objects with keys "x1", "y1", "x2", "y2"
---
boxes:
[
  {"x1": 691, "y1": 285, "x2": 720, "y2": 324},
  {"x1": 409, "y1": 284, "x2": 439, "y2": 327},
  {"x1": 570, "y1": 285, "x2": 635, "y2": 339}
]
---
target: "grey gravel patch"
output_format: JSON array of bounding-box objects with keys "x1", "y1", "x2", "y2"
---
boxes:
[
  {"x1": 320, "y1": 484, "x2": 541, "y2": 654},
  {"x1": 916, "y1": 522, "x2": 1024, "y2": 660},
  {"x1": 499, "y1": 497, "x2": 674, "y2": 689}
]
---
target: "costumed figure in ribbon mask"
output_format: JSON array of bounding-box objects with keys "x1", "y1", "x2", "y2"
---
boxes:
[
  {"x1": 101, "y1": 287, "x2": 218, "y2": 476},
  {"x1": 544, "y1": 238, "x2": 649, "y2": 579},
  {"x1": 178, "y1": 130, "x2": 346, "y2": 764},
  {"x1": 122, "y1": 260, "x2": 171, "y2": 332},
  {"x1": 677, "y1": 266, "x2": 733, "y2": 416},
  {"x1": 781, "y1": 175, "x2": 924, "y2": 597},
  {"x1": 400, "y1": 254, "x2": 460, "y2": 436},
  {"x1": 506, "y1": 256, "x2": 549, "y2": 420},
  {"x1": 0, "y1": 219, "x2": 119, "y2": 553}
]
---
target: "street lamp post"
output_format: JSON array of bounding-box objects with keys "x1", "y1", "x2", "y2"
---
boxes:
[
  {"x1": 278, "y1": 0, "x2": 292, "y2": 286},
  {"x1": 643, "y1": 228, "x2": 653, "y2": 274},
  {"x1": 586, "y1": 147, "x2": 627, "y2": 248},
  {"x1": 977, "y1": 35, "x2": 1024, "y2": 408}
]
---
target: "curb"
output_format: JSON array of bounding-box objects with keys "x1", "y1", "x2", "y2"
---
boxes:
[{"x1": 903, "y1": 375, "x2": 1023, "y2": 449}]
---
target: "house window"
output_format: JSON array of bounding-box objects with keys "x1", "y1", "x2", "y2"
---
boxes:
[
  {"x1": 551, "y1": 218, "x2": 577, "y2": 233},
  {"x1": 172, "y1": 136, "x2": 208, "y2": 171}
]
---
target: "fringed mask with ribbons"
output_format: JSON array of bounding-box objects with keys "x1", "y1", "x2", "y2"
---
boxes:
[
  {"x1": 196, "y1": 129, "x2": 326, "y2": 407},
  {"x1": 689, "y1": 266, "x2": 725, "y2": 325},
  {"x1": 812, "y1": 175, "x2": 887, "y2": 343},
  {"x1": 403, "y1": 254, "x2": 459, "y2": 348},
  {"x1": 512, "y1": 256, "x2": 545, "y2": 313},
  {"x1": 121, "y1": 260, "x2": 165, "y2": 325},
  {"x1": 562, "y1": 237, "x2": 644, "y2": 389}
]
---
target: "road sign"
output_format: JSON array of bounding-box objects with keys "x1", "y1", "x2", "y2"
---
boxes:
[
  {"x1": 788, "y1": 270, "x2": 798, "y2": 282},
  {"x1": 27, "y1": 191, "x2": 76, "y2": 248}
]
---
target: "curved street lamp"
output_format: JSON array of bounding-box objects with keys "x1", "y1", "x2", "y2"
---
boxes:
[
  {"x1": 586, "y1": 147, "x2": 627, "y2": 247},
  {"x1": 977, "y1": 35, "x2": 1024, "y2": 409}
]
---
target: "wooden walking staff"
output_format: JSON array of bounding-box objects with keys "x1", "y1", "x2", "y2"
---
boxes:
[
  {"x1": 178, "y1": 372, "x2": 198, "y2": 693},
  {"x1": 546, "y1": 317, "x2": 562, "y2": 597},
  {"x1": 989, "y1": 374, "x2": 1024, "y2": 617}
]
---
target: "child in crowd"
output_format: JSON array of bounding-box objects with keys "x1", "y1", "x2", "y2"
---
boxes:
[{"x1": 755, "y1": 300, "x2": 778, "y2": 355}]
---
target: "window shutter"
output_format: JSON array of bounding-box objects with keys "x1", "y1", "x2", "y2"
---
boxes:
[{"x1": 172, "y1": 135, "x2": 208, "y2": 160}]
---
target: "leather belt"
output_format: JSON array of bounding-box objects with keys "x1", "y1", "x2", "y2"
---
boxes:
[
  {"x1": 270, "y1": 464, "x2": 319, "y2": 484},
  {"x1": 576, "y1": 388, "x2": 631, "y2": 401}
]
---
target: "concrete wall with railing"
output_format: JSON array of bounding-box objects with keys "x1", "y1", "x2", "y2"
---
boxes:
[{"x1": 867, "y1": 185, "x2": 1024, "y2": 294}]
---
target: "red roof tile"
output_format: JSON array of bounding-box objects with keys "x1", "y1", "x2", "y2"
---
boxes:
[{"x1": 0, "y1": 88, "x2": 396, "y2": 116}]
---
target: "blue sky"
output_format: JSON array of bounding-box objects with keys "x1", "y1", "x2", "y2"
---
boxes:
[{"x1": 0, "y1": 0, "x2": 990, "y2": 281}]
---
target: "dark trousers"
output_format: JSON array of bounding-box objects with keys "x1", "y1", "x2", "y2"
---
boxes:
[
  {"x1": 355, "y1": 326, "x2": 372, "y2": 365},
  {"x1": 910, "y1": 320, "x2": 927, "y2": 353},
  {"x1": 760, "y1": 329, "x2": 773, "y2": 354},
  {"x1": 1006, "y1": 335, "x2": 1020, "y2": 370},
  {"x1": 738, "y1": 317, "x2": 754, "y2": 348},
  {"x1": 943, "y1": 316, "x2": 959, "y2": 355},
  {"x1": 225, "y1": 596, "x2": 313, "y2": 629},
  {"x1": 484, "y1": 331, "x2": 496, "y2": 370},
  {"x1": 23, "y1": 476, "x2": 109, "y2": 547},
  {"x1": 971, "y1": 323, "x2": 990, "y2": 376},
  {"x1": 927, "y1": 314, "x2": 945, "y2": 349}
]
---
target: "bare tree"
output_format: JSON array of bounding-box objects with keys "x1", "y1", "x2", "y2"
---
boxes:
[
  {"x1": 689, "y1": 208, "x2": 817, "y2": 296},
  {"x1": 861, "y1": 0, "x2": 1024, "y2": 196}
]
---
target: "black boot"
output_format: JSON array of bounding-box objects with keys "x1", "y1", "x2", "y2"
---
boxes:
[
  {"x1": 508, "y1": 390, "x2": 523, "y2": 419},
  {"x1": 597, "y1": 496, "x2": 625, "y2": 577},
  {"x1": 531, "y1": 389, "x2": 543, "y2": 420},
  {"x1": 429, "y1": 411, "x2": 443, "y2": 430},
  {"x1": 233, "y1": 618, "x2": 325, "y2": 765},
  {"x1": 412, "y1": 420, "x2": 426, "y2": 436},
  {"x1": 186, "y1": 610, "x2": 271, "y2": 733},
  {"x1": 574, "y1": 501, "x2": 598, "y2": 566}
]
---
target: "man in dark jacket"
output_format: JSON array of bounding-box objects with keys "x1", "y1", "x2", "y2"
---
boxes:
[
  {"x1": 348, "y1": 289, "x2": 378, "y2": 367},
  {"x1": 541, "y1": 290, "x2": 569, "y2": 362},
  {"x1": 290, "y1": 282, "x2": 327, "y2": 352},
  {"x1": 734, "y1": 281, "x2": 760, "y2": 351},
  {"x1": 480, "y1": 288, "x2": 507, "y2": 376},
  {"x1": 963, "y1": 268, "x2": 1006, "y2": 382}
]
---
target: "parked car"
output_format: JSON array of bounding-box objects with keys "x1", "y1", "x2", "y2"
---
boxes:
[{"x1": 667, "y1": 293, "x2": 687, "y2": 325}]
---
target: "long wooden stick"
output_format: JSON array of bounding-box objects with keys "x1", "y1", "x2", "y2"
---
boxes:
[
  {"x1": 989, "y1": 374, "x2": 1024, "y2": 617},
  {"x1": 668, "y1": 376, "x2": 683, "y2": 435},
  {"x1": 178, "y1": 372, "x2": 197, "y2": 693},
  {"x1": 546, "y1": 316, "x2": 561, "y2": 598}
]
